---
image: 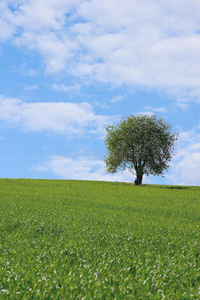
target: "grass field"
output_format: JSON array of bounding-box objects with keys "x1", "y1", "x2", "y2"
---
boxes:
[{"x1": 0, "y1": 179, "x2": 200, "y2": 299}]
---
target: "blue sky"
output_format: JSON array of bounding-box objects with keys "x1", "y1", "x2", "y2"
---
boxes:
[{"x1": 0, "y1": 0, "x2": 200, "y2": 185}]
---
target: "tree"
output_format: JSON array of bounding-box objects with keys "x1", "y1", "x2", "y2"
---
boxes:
[{"x1": 104, "y1": 114, "x2": 178, "y2": 185}]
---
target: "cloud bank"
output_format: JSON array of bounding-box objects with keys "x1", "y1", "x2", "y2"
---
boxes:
[{"x1": 1, "y1": 0, "x2": 200, "y2": 100}]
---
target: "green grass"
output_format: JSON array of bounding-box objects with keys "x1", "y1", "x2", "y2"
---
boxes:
[{"x1": 0, "y1": 179, "x2": 199, "y2": 299}]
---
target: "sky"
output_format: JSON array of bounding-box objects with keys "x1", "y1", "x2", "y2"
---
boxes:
[{"x1": 0, "y1": 0, "x2": 200, "y2": 185}]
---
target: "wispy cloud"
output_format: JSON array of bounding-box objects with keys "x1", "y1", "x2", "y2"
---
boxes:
[
  {"x1": 111, "y1": 95, "x2": 126, "y2": 104},
  {"x1": 24, "y1": 85, "x2": 39, "y2": 91},
  {"x1": 144, "y1": 106, "x2": 168, "y2": 113},
  {"x1": 52, "y1": 83, "x2": 81, "y2": 93},
  {"x1": 93, "y1": 100, "x2": 110, "y2": 110}
]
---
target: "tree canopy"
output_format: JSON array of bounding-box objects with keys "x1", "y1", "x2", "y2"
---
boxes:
[{"x1": 104, "y1": 114, "x2": 178, "y2": 185}]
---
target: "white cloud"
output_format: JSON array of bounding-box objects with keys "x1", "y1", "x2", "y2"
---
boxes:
[
  {"x1": 144, "y1": 106, "x2": 168, "y2": 113},
  {"x1": 1, "y1": 0, "x2": 200, "y2": 101},
  {"x1": 16, "y1": 63, "x2": 38, "y2": 76},
  {"x1": 135, "y1": 111, "x2": 154, "y2": 117},
  {"x1": 111, "y1": 95, "x2": 126, "y2": 104},
  {"x1": 15, "y1": 31, "x2": 78, "y2": 73},
  {"x1": 9, "y1": 0, "x2": 79, "y2": 31},
  {"x1": 52, "y1": 83, "x2": 81, "y2": 93},
  {"x1": 0, "y1": 1, "x2": 16, "y2": 41},
  {"x1": 93, "y1": 100, "x2": 110, "y2": 110},
  {"x1": 167, "y1": 129, "x2": 200, "y2": 185},
  {"x1": 73, "y1": 0, "x2": 200, "y2": 97},
  {"x1": 36, "y1": 155, "x2": 135, "y2": 182},
  {"x1": 0, "y1": 95, "x2": 109, "y2": 136},
  {"x1": 24, "y1": 84, "x2": 39, "y2": 91}
]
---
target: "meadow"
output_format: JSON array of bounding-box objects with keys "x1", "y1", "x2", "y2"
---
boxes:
[{"x1": 0, "y1": 179, "x2": 199, "y2": 299}]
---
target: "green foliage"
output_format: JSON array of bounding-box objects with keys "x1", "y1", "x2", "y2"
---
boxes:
[
  {"x1": 0, "y1": 179, "x2": 200, "y2": 299},
  {"x1": 104, "y1": 114, "x2": 178, "y2": 184}
]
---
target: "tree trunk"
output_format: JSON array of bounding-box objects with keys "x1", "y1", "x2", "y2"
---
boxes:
[{"x1": 134, "y1": 173, "x2": 143, "y2": 185}]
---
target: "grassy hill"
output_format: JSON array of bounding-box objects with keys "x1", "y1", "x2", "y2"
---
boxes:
[{"x1": 0, "y1": 179, "x2": 199, "y2": 299}]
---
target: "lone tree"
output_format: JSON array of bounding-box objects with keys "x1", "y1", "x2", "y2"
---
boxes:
[{"x1": 104, "y1": 114, "x2": 178, "y2": 185}]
